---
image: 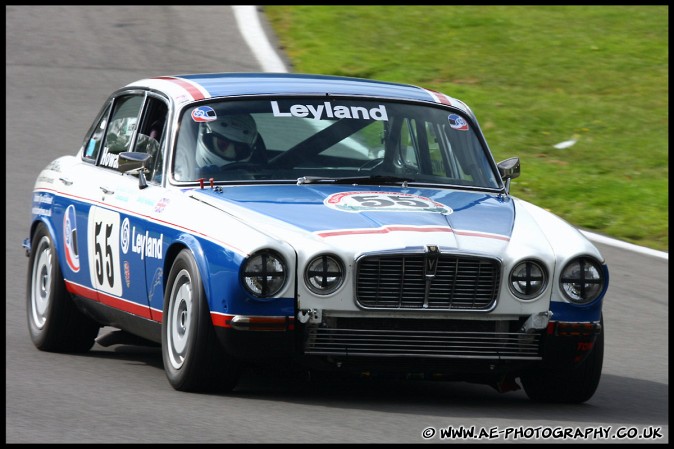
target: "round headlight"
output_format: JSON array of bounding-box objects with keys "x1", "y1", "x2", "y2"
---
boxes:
[
  {"x1": 559, "y1": 257, "x2": 605, "y2": 304},
  {"x1": 305, "y1": 254, "x2": 344, "y2": 295},
  {"x1": 241, "y1": 250, "x2": 286, "y2": 297},
  {"x1": 509, "y1": 259, "x2": 547, "y2": 300}
]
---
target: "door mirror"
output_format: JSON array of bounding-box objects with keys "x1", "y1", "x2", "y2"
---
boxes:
[
  {"x1": 497, "y1": 157, "x2": 520, "y2": 180},
  {"x1": 118, "y1": 152, "x2": 151, "y2": 189},
  {"x1": 117, "y1": 152, "x2": 151, "y2": 173},
  {"x1": 497, "y1": 157, "x2": 520, "y2": 194}
]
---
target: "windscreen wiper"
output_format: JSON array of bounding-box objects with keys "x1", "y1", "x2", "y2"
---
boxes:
[{"x1": 297, "y1": 175, "x2": 415, "y2": 186}]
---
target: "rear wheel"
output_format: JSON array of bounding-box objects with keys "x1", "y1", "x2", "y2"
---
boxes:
[
  {"x1": 161, "y1": 249, "x2": 240, "y2": 392},
  {"x1": 521, "y1": 316, "x2": 604, "y2": 403},
  {"x1": 26, "y1": 222, "x2": 100, "y2": 352}
]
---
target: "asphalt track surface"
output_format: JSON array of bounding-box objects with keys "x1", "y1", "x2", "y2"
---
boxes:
[{"x1": 5, "y1": 6, "x2": 669, "y2": 444}]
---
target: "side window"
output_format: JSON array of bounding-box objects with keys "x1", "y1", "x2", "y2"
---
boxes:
[
  {"x1": 400, "y1": 118, "x2": 419, "y2": 170},
  {"x1": 134, "y1": 97, "x2": 169, "y2": 184},
  {"x1": 425, "y1": 122, "x2": 447, "y2": 176},
  {"x1": 442, "y1": 120, "x2": 498, "y2": 187},
  {"x1": 99, "y1": 95, "x2": 144, "y2": 170},
  {"x1": 82, "y1": 103, "x2": 112, "y2": 163}
]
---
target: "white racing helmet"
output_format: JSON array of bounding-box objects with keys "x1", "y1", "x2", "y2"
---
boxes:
[{"x1": 196, "y1": 114, "x2": 258, "y2": 167}]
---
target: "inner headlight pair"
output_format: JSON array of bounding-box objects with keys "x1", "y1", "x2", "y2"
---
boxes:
[
  {"x1": 305, "y1": 254, "x2": 344, "y2": 294},
  {"x1": 241, "y1": 251, "x2": 344, "y2": 297},
  {"x1": 509, "y1": 259, "x2": 547, "y2": 300},
  {"x1": 508, "y1": 257, "x2": 605, "y2": 304}
]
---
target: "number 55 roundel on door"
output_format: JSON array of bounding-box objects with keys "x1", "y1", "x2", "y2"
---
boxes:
[{"x1": 87, "y1": 206, "x2": 122, "y2": 297}]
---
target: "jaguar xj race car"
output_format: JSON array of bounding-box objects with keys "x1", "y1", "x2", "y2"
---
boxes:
[{"x1": 25, "y1": 72, "x2": 608, "y2": 403}]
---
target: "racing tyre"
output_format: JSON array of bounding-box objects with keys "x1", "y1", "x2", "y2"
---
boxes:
[
  {"x1": 26, "y1": 222, "x2": 100, "y2": 352},
  {"x1": 162, "y1": 249, "x2": 240, "y2": 392},
  {"x1": 521, "y1": 316, "x2": 604, "y2": 403}
]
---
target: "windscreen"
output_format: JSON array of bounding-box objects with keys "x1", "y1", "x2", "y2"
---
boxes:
[{"x1": 172, "y1": 97, "x2": 501, "y2": 189}]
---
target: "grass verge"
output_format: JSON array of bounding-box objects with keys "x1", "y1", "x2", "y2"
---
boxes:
[{"x1": 265, "y1": 5, "x2": 668, "y2": 251}]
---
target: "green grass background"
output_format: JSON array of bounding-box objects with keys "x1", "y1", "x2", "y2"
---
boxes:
[{"x1": 264, "y1": 5, "x2": 668, "y2": 252}]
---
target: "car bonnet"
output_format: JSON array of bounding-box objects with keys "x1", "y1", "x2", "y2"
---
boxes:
[{"x1": 187, "y1": 184, "x2": 514, "y2": 255}]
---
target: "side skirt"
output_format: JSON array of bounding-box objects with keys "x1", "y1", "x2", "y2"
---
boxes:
[{"x1": 71, "y1": 295, "x2": 162, "y2": 344}]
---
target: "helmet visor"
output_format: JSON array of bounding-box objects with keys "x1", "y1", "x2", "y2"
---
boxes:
[{"x1": 211, "y1": 133, "x2": 253, "y2": 161}]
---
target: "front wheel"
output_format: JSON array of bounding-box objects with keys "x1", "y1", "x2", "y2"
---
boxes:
[
  {"x1": 161, "y1": 249, "x2": 240, "y2": 392},
  {"x1": 26, "y1": 222, "x2": 100, "y2": 352},
  {"x1": 520, "y1": 316, "x2": 604, "y2": 403}
]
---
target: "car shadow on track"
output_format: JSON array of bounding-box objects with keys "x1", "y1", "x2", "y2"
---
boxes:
[
  {"x1": 232, "y1": 366, "x2": 670, "y2": 426},
  {"x1": 80, "y1": 343, "x2": 668, "y2": 427}
]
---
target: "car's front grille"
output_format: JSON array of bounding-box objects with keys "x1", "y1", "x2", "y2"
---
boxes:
[
  {"x1": 304, "y1": 319, "x2": 541, "y2": 360},
  {"x1": 355, "y1": 253, "x2": 500, "y2": 310}
]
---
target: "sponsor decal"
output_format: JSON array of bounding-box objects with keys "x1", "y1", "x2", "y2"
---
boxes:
[
  {"x1": 325, "y1": 191, "x2": 452, "y2": 214},
  {"x1": 271, "y1": 100, "x2": 388, "y2": 121},
  {"x1": 100, "y1": 146, "x2": 119, "y2": 168},
  {"x1": 448, "y1": 114, "x2": 469, "y2": 131},
  {"x1": 148, "y1": 268, "x2": 163, "y2": 302},
  {"x1": 176, "y1": 94, "x2": 190, "y2": 104},
  {"x1": 32, "y1": 193, "x2": 54, "y2": 217},
  {"x1": 31, "y1": 206, "x2": 52, "y2": 217},
  {"x1": 114, "y1": 190, "x2": 130, "y2": 203},
  {"x1": 33, "y1": 193, "x2": 54, "y2": 205},
  {"x1": 36, "y1": 175, "x2": 55, "y2": 184},
  {"x1": 131, "y1": 227, "x2": 163, "y2": 260},
  {"x1": 191, "y1": 105, "x2": 217, "y2": 122},
  {"x1": 46, "y1": 160, "x2": 62, "y2": 172},
  {"x1": 120, "y1": 217, "x2": 130, "y2": 254},
  {"x1": 154, "y1": 197, "x2": 170, "y2": 213},
  {"x1": 136, "y1": 197, "x2": 155, "y2": 207},
  {"x1": 124, "y1": 260, "x2": 131, "y2": 288},
  {"x1": 63, "y1": 205, "x2": 80, "y2": 272}
]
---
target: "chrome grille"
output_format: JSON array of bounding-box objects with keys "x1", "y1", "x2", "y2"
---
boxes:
[{"x1": 356, "y1": 254, "x2": 500, "y2": 310}]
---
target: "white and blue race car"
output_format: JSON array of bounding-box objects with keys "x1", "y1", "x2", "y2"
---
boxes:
[{"x1": 24, "y1": 72, "x2": 608, "y2": 402}]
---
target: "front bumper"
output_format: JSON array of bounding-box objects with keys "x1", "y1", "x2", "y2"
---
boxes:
[{"x1": 213, "y1": 313, "x2": 601, "y2": 376}]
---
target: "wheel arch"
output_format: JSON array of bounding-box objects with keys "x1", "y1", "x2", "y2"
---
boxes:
[
  {"x1": 29, "y1": 218, "x2": 60, "y2": 266},
  {"x1": 163, "y1": 234, "x2": 211, "y2": 311}
]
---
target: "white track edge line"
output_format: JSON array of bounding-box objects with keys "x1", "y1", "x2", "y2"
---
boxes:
[{"x1": 232, "y1": 5, "x2": 288, "y2": 73}]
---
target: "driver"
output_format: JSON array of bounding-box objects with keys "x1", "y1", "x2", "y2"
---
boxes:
[{"x1": 195, "y1": 114, "x2": 258, "y2": 170}]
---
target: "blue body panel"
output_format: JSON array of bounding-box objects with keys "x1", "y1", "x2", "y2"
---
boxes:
[
  {"x1": 178, "y1": 72, "x2": 440, "y2": 103},
  {"x1": 196, "y1": 184, "x2": 515, "y2": 238}
]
